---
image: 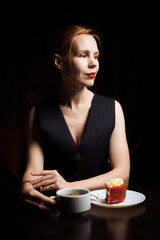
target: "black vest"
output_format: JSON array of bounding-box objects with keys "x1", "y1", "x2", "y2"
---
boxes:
[{"x1": 36, "y1": 94, "x2": 115, "y2": 182}]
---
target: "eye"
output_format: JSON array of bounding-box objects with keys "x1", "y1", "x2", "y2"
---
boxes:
[
  {"x1": 94, "y1": 55, "x2": 99, "y2": 60},
  {"x1": 79, "y1": 54, "x2": 86, "y2": 58}
]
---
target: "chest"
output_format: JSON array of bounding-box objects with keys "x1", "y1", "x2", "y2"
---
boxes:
[
  {"x1": 37, "y1": 95, "x2": 115, "y2": 152},
  {"x1": 60, "y1": 106, "x2": 91, "y2": 147}
]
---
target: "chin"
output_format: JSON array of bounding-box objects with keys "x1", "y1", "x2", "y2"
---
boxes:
[{"x1": 84, "y1": 80, "x2": 95, "y2": 87}]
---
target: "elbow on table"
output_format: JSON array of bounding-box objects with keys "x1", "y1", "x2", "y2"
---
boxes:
[{"x1": 123, "y1": 168, "x2": 130, "y2": 186}]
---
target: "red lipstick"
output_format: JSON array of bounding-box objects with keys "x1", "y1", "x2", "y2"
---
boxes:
[{"x1": 86, "y1": 72, "x2": 96, "y2": 78}]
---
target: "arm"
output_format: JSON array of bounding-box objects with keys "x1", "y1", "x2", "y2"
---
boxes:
[
  {"x1": 71, "y1": 100, "x2": 130, "y2": 190},
  {"x1": 31, "y1": 100, "x2": 130, "y2": 191},
  {"x1": 22, "y1": 106, "x2": 44, "y2": 183},
  {"x1": 21, "y1": 106, "x2": 55, "y2": 210},
  {"x1": 108, "y1": 100, "x2": 130, "y2": 184}
]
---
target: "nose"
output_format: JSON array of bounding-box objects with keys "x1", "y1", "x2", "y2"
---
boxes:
[{"x1": 88, "y1": 56, "x2": 97, "y2": 68}]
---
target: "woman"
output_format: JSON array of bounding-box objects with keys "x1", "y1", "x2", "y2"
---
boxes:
[{"x1": 21, "y1": 25, "x2": 130, "y2": 211}]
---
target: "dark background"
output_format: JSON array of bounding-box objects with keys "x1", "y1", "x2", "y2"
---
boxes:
[{"x1": 0, "y1": 3, "x2": 158, "y2": 186}]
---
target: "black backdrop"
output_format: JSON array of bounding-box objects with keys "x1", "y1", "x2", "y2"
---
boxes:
[{"x1": 0, "y1": 3, "x2": 158, "y2": 185}]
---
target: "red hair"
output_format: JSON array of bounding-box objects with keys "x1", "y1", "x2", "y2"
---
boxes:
[
  {"x1": 49, "y1": 25, "x2": 101, "y2": 93},
  {"x1": 51, "y1": 25, "x2": 101, "y2": 60}
]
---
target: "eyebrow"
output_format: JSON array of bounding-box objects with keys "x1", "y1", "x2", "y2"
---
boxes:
[{"x1": 78, "y1": 50, "x2": 100, "y2": 54}]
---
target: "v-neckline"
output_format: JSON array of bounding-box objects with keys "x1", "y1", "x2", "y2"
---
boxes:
[{"x1": 58, "y1": 94, "x2": 96, "y2": 149}]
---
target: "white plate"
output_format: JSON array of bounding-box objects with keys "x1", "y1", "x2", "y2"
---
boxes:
[{"x1": 90, "y1": 189, "x2": 146, "y2": 208}]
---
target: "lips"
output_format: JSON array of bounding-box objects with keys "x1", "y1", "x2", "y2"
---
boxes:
[{"x1": 86, "y1": 72, "x2": 96, "y2": 78}]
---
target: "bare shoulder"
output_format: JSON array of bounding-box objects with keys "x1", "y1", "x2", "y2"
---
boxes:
[
  {"x1": 114, "y1": 100, "x2": 125, "y2": 125},
  {"x1": 28, "y1": 105, "x2": 41, "y2": 137},
  {"x1": 28, "y1": 106, "x2": 36, "y2": 129},
  {"x1": 115, "y1": 100, "x2": 123, "y2": 111}
]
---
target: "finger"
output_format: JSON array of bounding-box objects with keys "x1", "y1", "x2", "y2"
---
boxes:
[
  {"x1": 41, "y1": 170, "x2": 58, "y2": 175},
  {"x1": 31, "y1": 175, "x2": 53, "y2": 186},
  {"x1": 25, "y1": 198, "x2": 53, "y2": 211},
  {"x1": 32, "y1": 170, "x2": 59, "y2": 176},
  {"x1": 31, "y1": 170, "x2": 55, "y2": 176},
  {"x1": 31, "y1": 176, "x2": 45, "y2": 185},
  {"x1": 40, "y1": 183, "x2": 59, "y2": 191},
  {"x1": 37, "y1": 193, "x2": 56, "y2": 206},
  {"x1": 28, "y1": 189, "x2": 56, "y2": 206},
  {"x1": 31, "y1": 171, "x2": 44, "y2": 176},
  {"x1": 32, "y1": 179, "x2": 55, "y2": 189}
]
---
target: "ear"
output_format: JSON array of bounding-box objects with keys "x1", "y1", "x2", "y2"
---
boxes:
[{"x1": 53, "y1": 54, "x2": 63, "y2": 70}]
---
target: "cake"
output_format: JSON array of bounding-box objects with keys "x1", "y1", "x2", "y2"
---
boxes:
[{"x1": 104, "y1": 178, "x2": 127, "y2": 204}]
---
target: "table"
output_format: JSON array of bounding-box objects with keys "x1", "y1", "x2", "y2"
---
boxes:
[{"x1": 0, "y1": 185, "x2": 160, "y2": 240}]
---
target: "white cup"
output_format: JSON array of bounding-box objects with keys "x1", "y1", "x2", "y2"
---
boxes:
[{"x1": 56, "y1": 188, "x2": 91, "y2": 216}]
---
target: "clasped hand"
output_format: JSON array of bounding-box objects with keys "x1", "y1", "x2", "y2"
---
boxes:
[
  {"x1": 31, "y1": 170, "x2": 70, "y2": 191},
  {"x1": 21, "y1": 170, "x2": 71, "y2": 212}
]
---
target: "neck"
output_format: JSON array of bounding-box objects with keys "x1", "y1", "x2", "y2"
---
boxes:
[{"x1": 58, "y1": 83, "x2": 93, "y2": 108}]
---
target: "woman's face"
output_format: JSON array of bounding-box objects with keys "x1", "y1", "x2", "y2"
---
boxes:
[{"x1": 61, "y1": 34, "x2": 99, "y2": 88}]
